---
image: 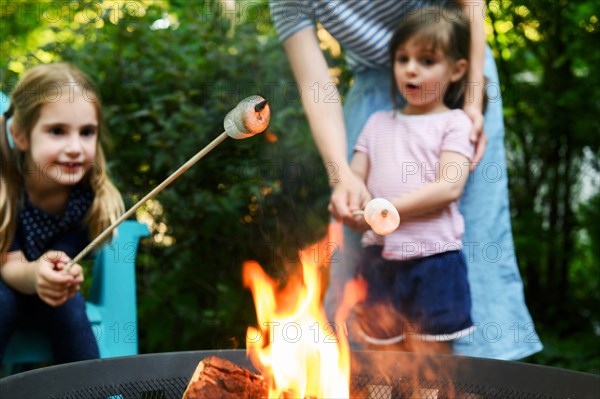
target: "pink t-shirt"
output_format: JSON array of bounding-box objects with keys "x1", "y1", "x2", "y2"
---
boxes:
[{"x1": 355, "y1": 109, "x2": 474, "y2": 260}]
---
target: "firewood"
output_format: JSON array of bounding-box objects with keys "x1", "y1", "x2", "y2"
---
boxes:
[{"x1": 182, "y1": 356, "x2": 268, "y2": 399}]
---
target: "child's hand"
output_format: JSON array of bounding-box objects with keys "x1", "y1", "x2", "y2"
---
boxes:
[
  {"x1": 34, "y1": 251, "x2": 82, "y2": 307},
  {"x1": 61, "y1": 260, "x2": 84, "y2": 300}
]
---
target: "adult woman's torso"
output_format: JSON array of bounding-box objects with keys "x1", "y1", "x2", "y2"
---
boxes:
[{"x1": 271, "y1": 0, "x2": 452, "y2": 71}]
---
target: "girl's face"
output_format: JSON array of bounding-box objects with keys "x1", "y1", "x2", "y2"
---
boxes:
[
  {"x1": 393, "y1": 36, "x2": 467, "y2": 115},
  {"x1": 16, "y1": 91, "x2": 98, "y2": 190}
]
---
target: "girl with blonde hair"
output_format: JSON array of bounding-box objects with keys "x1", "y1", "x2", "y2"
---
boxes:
[{"x1": 0, "y1": 63, "x2": 124, "y2": 363}]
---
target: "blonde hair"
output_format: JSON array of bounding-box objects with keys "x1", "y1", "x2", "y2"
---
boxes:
[{"x1": 0, "y1": 63, "x2": 124, "y2": 255}]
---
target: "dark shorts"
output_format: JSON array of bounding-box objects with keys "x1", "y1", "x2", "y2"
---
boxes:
[
  {"x1": 354, "y1": 246, "x2": 473, "y2": 344},
  {"x1": 0, "y1": 278, "x2": 99, "y2": 362}
]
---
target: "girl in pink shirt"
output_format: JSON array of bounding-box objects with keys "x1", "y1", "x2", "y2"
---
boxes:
[{"x1": 350, "y1": 7, "x2": 475, "y2": 354}]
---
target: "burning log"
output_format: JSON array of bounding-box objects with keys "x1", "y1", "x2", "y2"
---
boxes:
[{"x1": 182, "y1": 356, "x2": 268, "y2": 399}]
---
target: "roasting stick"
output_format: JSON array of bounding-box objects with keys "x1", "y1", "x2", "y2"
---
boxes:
[
  {"x1": 64, "y1": 132, "x2": 227, "y2": 270},
  {"x1": 64, "y1": 96, "x2": 270, "y2": 271},
  {"x1": 351, "y1": 198, "x2": 400, "y2": 235}
]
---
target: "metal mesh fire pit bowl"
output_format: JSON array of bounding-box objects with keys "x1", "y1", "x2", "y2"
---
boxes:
[{"x1": 0, "y1": 350, "x2": 598, "y2": 398}]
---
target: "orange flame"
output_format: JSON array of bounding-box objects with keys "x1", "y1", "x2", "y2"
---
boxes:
[{"x1": 243, "y1": 223, "x2": 350, "y2": 398}]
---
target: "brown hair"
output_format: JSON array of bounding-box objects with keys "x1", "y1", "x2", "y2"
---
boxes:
[
  {"x1": 0, "y1": 63, "x2": 124, "y2": 255},
  {"x1": 389, "y1": 5, "x2": 471, "y2": 110}
]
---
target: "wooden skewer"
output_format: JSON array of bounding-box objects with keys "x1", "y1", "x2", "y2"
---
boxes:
[
  {"x1": 64, "y1": 132, "x2": 229, "y2": 271},
  {"x1": 351, "y1": 209, "x2": 390, "y2": 218},
  {"x1": 63, "y1": 95, "x2": 270, "y2": 272},
  {"x1": 352, "y1": 209, "x2": 389, "y2": 218}
]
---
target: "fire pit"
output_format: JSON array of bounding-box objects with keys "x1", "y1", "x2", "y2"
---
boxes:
[{"x1": 0, "y1": 350, "x2": 597, "y2": 398}]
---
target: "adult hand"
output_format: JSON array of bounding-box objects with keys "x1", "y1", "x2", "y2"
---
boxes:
[
  {"x1": 328, "y1": 170, "x2": 372, "y2": 231},
  {"x1": 34, "y1": 251, "x2": 83, "y2": 307},
  {"x1": 463, "y1": 105, "x2": 487, "y2": 171}
]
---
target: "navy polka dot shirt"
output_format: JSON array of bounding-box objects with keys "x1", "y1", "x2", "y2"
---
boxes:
[{"x1": 9, "y1": 184, "x2": 94, "y2": 261}]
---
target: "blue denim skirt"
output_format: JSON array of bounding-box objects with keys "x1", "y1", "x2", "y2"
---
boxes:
[{"x1": 327, "y1": 47, "x2": 542, "y2": 360}]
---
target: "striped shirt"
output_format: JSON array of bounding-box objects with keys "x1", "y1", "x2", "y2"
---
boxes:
[
  {"x1": 270, "y1": 0, "x2": 450, "y2": 71},
  {"x1": 355, "y1": 109, "x2": 474, "y2": 260}
]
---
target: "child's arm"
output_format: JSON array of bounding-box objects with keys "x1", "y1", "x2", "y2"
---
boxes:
[
  {"x1": 391, "y1": 151, "x2": 471, "y2": 219},
  {"x1": 1, "y1": 250, "x2": 83, "y2": 307},
  {"x1": 350, "y1": 151, "x2": 369, "y2": 182}
]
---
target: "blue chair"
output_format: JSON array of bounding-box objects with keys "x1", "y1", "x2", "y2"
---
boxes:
[
  {"x1": 0, "y1": 91, "x2": 13, "y2": 149},
  {"x1": 3, "y1": 220, "x2": 149, "y2": 366}
]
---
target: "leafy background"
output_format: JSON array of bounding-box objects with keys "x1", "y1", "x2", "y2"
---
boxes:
[{"x1": 1, "y1": 0, "x2": 598, "y2": 374}]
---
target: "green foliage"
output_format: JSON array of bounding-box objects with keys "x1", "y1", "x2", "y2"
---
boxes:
[
  {"x1": 487, "y1": 0, "x2": 600, "y2": 336},
  {"x1": 525, "y1": 329, "x2": 600, "y2": 374},
  {"x1": 573, "y1": 193, "x2": 600, "y2": 326}
]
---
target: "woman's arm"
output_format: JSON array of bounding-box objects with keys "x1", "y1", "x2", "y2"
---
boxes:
[
  {"x1": 283, "y1": 29, "x2": 371, "y2": 219},
  {"x1": 457, "y1": 0, "x2": 487, "y2": 167},
  {"x1": 391, "y1": 151, "x2": 471, "y2": 218}
]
